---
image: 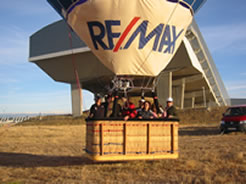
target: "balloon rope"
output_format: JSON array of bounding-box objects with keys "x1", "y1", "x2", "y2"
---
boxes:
[
  {"x1": 191, "y1": 0, "x2": 196, "y2": 8},
  {"x1": 68, "y1": 31, "x2": 83, "y2": 103},
  {"x1": 57, "y1": 0, "x2": 66, "y2": 13},
  {"x1": 58, "y1": 0, "x2": 82, "y2": 104}
]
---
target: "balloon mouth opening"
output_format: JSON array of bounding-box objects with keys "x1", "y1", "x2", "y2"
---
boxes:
[{"x1": 110, "y1": 75, "x2": 157, "y2": 94}]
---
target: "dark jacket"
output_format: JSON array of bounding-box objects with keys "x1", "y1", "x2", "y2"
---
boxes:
[
  {"x1": 137, "y1": 110, "x2": 154, "y2": 119},
  {"x1": 166, "y1": 105, "x2": 178, "y2": 118},
  {"x1": 89, "y1": 104, "x2": 105, "y2": 119}
]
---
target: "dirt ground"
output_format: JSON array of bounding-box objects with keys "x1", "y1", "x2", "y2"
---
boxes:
[{"x1": 0, "y1": 124, "x2": 245, "y2": 184}]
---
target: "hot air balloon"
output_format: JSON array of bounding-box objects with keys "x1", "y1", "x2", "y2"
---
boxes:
[
  {"x1": 47, "y1": 0, "x2": 206, "y2": 161},
  {"x1": 47, "y1": 0, "x2": 206, "y2": 93}
]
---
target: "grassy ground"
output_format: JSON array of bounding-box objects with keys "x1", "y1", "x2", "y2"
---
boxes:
[
  {"x1": 0, "y1": 120, "x2": 246, "y2": 184},
  {"x1": 178, "y1": 106, "x2": 228, "y2": 125},
  {"x1": 16, "y1": 114, "x2": 88, "y2": 126}
]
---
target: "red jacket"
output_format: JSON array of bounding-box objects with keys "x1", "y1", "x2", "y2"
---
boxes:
[{"x1": 122, "y1": 102, "x2": 137, "y2": 118}]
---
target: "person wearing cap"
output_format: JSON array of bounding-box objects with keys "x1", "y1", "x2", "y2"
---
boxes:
[
  {"x1": 164, "y1": 97, "x2": 178, "y2": 119},
  {"x1": 88, "y1": 95, "x2": 105, "y2": 119}
]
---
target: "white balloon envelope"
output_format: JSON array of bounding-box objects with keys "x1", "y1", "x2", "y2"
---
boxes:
[{"x1": 48, "y1": 0, "x2": 206, "y2": 77}]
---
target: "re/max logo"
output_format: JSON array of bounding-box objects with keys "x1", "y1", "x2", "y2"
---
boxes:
[{"x1": 87, "y1": 17, "x2": 184, "y2": 54}]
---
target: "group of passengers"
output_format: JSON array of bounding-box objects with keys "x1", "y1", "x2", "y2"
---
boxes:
[{"x1": 88, "y1": 94, "x2": 178, "y2": 120}]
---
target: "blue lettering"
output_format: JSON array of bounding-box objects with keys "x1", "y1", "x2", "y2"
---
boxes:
[
  {"x1": 159, "y1": 25, "x2": 184, "y2": 54},
  {"x1": 124, "y1": 21, "x2": 164, "y2": 51},
  {"x1": 87, "y1": 21, "x2": 109, "y2": 50},
  {"x1": 158, "y1": 25, "x2": 171, "y2": 53},
  {"x1": 87, "y1": 19, "x2": 183, "y2": 54},
  {"x1": 105, "y1": 20, "x2": 121, "y2": 49},
  {"x1": 171, "y1": 26, "x2": 184, "y2": 53}
]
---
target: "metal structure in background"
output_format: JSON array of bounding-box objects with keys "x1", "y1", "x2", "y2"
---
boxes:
[{"x1": 186, "y1": 21, "x2": 230, "y2": 106}]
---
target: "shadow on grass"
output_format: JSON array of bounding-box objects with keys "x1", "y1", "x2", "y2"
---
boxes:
[
  {"x1": 179, "y1": 126, "x2": 220, "y2": 136},
  {"x1": 0, "y1": 152, "x2": 96, "y2": 168},
  {"x1": 0, "y1": 152, "x2": 128, "y2": 168}
]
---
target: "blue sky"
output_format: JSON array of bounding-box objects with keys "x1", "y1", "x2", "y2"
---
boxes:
[{"x1": 0, "y1": 1, "x2": 246, "y2": 114}]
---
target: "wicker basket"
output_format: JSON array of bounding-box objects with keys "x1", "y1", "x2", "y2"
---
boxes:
[{"x1": 86, "y1": 119, "x2": 178, "y2": 161}]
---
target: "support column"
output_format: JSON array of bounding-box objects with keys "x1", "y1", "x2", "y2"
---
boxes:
[
  {"x1": 191, "y1": 95, "x2": 195, "y2": 108},
  {"x1": 172, "y1": 78, "x2": 185, "y2": 109},
  {"x1": 202, "y1": 86, "x2": 207, "y2": 107},
  {"x1": 173, "y1": 86, "x2": 181, "y2": 108},
  {"x1": 156, "y1": 72, "x2": 172, "y2": 107},
  {"x1": 180, "y1": 78, "x2": 186, "y2": 109},
  {"x1": 71, "y1": 83, "x2": 83, "y2": 117},
  {"x1": 169, "y1": 72, "x2": 172, "y2": 98}
]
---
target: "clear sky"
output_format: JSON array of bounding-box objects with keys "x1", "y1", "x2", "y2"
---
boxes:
[{"x1": 0, "y1": 0, "x2": 246, "y2": 114}]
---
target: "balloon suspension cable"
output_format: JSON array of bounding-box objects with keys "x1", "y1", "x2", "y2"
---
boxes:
[
  {"x1": 133, "y1": 1, "x2": 182, "y2": 76},
  {"x1": 139, "y1": 0, "x2": 182, "y2": 93},
  {"x1": 151, "y1": 78, "x2": 158, "y2": 91},
  {"x1": 141, "y1": 89, "x2": 145, "y2": 100}
]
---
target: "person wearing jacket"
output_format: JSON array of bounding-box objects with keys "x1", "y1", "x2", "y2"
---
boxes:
[
  {"x1": 137, "y1": 101, "x2": 156, "y2": 119},
  {"x1": 121, "y1": 96, "x2": 137, "y2": 121},
  {"x1": 164, "y1": 97, "x2": 178, "y2": 119},
  {"x1": 88, "y1": 95, "x2": 105, "y2": 119}
]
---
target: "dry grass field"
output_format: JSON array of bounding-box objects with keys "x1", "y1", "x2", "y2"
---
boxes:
[{"x1": 0, "y1": 109, "x2": 246, "y2": 184}]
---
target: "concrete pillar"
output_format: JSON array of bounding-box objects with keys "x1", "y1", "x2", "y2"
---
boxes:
[
  {"x1": 180, "y1": 78, "x2": 186, "y2": 109},
  {"x1": 157, "y1": 72, "x2": 172, "y2": 107},
  {"x1": 173, "y1": 86, "x2": 181, "y2": 107},
  {"x1": 202, "y1": 86, "x2": 206, "y2": 107},
  {"x1": 172, "y1": 78, "x2": 185, "y2": 109},
  {"x1": 191, "y1": 96, "x2": 195, "y2": 108},
  {"x1": 71, "y1": 83, "x2": 83, "y2": 117}
]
